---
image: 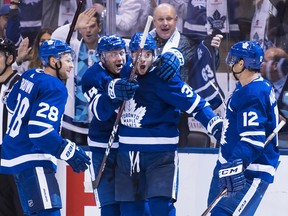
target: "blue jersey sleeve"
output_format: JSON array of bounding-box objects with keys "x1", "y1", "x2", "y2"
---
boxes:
[
  {"x1": 154, "y1": 73, "x2": 216, "y2": 128},
  {"x1": 82, "y1": 63, "x2": 120, "y2": 121}
]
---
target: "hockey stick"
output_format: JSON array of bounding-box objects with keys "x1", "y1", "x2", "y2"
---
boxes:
[
  {"x1": 66, "y1": 0, "x2": 85, "y2": 44},
  {"x1": 91, "y1": 15, "x2": 153, "y2": 190},
  {"x1": 201, "y1": 119, "x2": 286, "y2": 216}
]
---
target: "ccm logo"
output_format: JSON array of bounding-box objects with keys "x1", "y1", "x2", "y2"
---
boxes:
[{"x1": 219, "y1": 164, "x2": 242, "y2": 178}]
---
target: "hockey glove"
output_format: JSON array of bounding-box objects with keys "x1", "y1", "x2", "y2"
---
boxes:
[
  {"x1": 219, "y1": 159, "x2": 246, "y2": 197},
  {"x1": 56, "y1": 139, "x2": 91, "y2": 173},
  {"x1": 207, "y1": 116, "x2": 223, "y2": 144},
  {"x1": 153, "y1": 48, "x2": 184, "y2": 81},
  {"x1": 107, "y1": 78, "x2": 139, "y2": 101}
]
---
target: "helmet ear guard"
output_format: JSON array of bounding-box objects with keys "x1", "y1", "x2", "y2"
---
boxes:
[{"x1": 226, "y1": 41, "x2": 264, "y2": 70}]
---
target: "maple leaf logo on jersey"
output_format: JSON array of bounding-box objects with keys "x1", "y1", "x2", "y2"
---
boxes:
[
  {"x1": 221, "y1": 118, "x2": 229, "y2": 145},
  {"x1": 121, "y1": 99, "x2": 146, "y2": 128},
  {"x1": 197, "y1": 47, "x2": 203, "y2": 60},
  {"x1": 207, "y1": 10, "x2": 226, "y2": 30}
]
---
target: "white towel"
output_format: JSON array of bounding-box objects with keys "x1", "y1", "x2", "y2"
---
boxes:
[{"x1": 250, "y1": 0, "x2": 273, "y2": 48}]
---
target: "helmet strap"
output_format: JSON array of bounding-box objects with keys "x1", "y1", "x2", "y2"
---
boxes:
[
  {"x1": 48, "y1": 61, "x2": 63, "y2": 80},
  {"x1": 232, "y1": 64, "x2": 245, "y2": 81}
]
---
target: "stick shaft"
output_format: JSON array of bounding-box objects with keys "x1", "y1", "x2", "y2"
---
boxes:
[
  {"x1": 66, "y1": 0, "x2": 85, "y2": 44},
  {"x1": 201, "y1": 120, "x2": 286, "y2": 216}
]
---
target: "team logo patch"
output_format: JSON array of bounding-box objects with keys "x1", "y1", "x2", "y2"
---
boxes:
[
  {"x1": 207, "y1": 10, "x2": 226, "y2": 30},
  {"x1": 121, "y1": 99, "x2": 146, "y2": 127},
  {"x1": 28, "y1": 199, "x2": 34, "y2": 208}
]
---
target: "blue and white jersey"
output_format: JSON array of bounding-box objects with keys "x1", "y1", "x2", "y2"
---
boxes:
[
  {"x1": 188, "y1": 41, "x2": 224, "y2": 110},
  {"x1": 1, "y1": 68, "x2": 67, "y2": 174},
  {"x1": 219, "y1": 76, "x2": 280, "y2": 183},
  {"x1": 118, "y1": 71, "x2": 216, "y2": 152},
  {"x1": 82, "y1": 62, "x2": 120, "y2": 150}
]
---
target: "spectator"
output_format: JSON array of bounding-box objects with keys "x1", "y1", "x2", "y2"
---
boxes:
[
  {"x1": 207, "y1": 41, "x2": 279, "y2": 215},
  {"x1": 52, "y1": 6, "x2": 102, "y2": 146},
  {"x1": 12, "y1": 27, "x2": 53, "y2": 74},
  {"x1": 0, "y1": 38, "x2": 23, "y2": 216},
  {"x1": 260, "y1": 46, "x2": 288, "y2": 130},
  {"x1": 150, "y1": 3, "x2": 223, "y2": 146},
  {"x1": 116, "y1": 0, "x2": 156, "y2": 38},
  {"x1": 0, "y1": 4, "x2": 9, "y2": 39},
  {"x1": 260, "y1": 47, "x2": 288, "y2": 100},
  {"x1": 0, "y1": 39, "x2": 90, "y2": 215},
  {"x1": 18, "y1": 0, "x2": 42, "y2": 47}
]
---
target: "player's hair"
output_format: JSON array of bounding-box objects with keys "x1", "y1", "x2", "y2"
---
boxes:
[{"x1": 29, "y1": 28, "x2": 54, "y2": 69}]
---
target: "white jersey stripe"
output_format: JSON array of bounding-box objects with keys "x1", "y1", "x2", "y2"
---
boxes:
[
  {"x1": 246, "y1": 163, "x2": 276, "y2": 176},
  {"x1": 186, "y1": 94, "x2": 201, "y2": 114},
  {"x1": 241, "y1": 137, "x2": 265, "y2": 148},
  {"x1": 88, "y1": 138, "x2": 119, "y2": 148},
  {"x1": 1, "y1": 153, "x2": 57, "y2": 167},
  {"x1": 29, "y1": 128, "x2": 54, "y2": 138},
  {"x1": 240, "y1": 131, "x2": 266, "y2": 136},
  {"x1": 119, "y1": 136, "x2": 179, "y2": 144}
]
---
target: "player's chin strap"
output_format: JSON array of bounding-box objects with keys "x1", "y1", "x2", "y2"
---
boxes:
[
  {"x1": 232, "y1": 64, "x2": 245, "y2": 81},
  {"x1": 48, "y1": 61, "x2": 63, "y2": 80}
]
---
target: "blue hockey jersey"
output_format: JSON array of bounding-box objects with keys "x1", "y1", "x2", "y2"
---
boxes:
[
  {"x1": 188, "y1": 41, "x2": 224, "y2": 110},
  {"x1": 118, "y1": 71, "x2": 217, "y2": 152},
  {"x1": 1, "y1": 68, "x2": 67, "y2": 174},
  {"x1": 82, "y1": 62, "x2": 120, "y2": 149},
  {"x1": 219, "y1": 76, "x2": 280, "y2": 183}
]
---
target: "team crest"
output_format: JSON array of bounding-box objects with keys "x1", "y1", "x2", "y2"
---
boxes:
[
  {"x1": 197, "y1": 47, "x2": 203, "y2": 60},
  {"x1": 207, "y1": 10, "x2": 226, "y2": 30},
  {"x1": 121, "y1": 99, "x2": 146, "y2": 128}
]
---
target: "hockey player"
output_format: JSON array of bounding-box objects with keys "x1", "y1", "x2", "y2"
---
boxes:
[
  {"x1": 115, "y1": 32, "x2": 223, "y2": 216},
  {"x1": 1, "y1": 39, "x2": 91, "y2": 216},
  {"x1": 0, "y1": 38, "x2": 23, "y2": 216},
  {"x1": 207, "y1": 41, "x2": 280, "y2": 215},
  {"x1": 81, "y1": 34, "x2": 140, "y2": 215}
]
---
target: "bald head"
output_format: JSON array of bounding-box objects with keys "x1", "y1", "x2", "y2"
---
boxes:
[
  {"x1": 153, "y1": 3, "x2": 178, "y2": 40},
  {"x1": 153, "y1": 3, "x2": 177, "y2": 17},
  {"x1": 260, "y1": 47, "x2": 288, "y2": 83},
  {"x1": 264, "y1": 47, "x2": 288, "y2": 62}
]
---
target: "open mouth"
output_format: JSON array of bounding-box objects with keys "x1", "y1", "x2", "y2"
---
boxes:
[
  {"x1": 116, "y1": 63, "x2": 123, "y2": 70},
  {"x1": 140, "y1": 65, "x2": 146, "y2": 70}
]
